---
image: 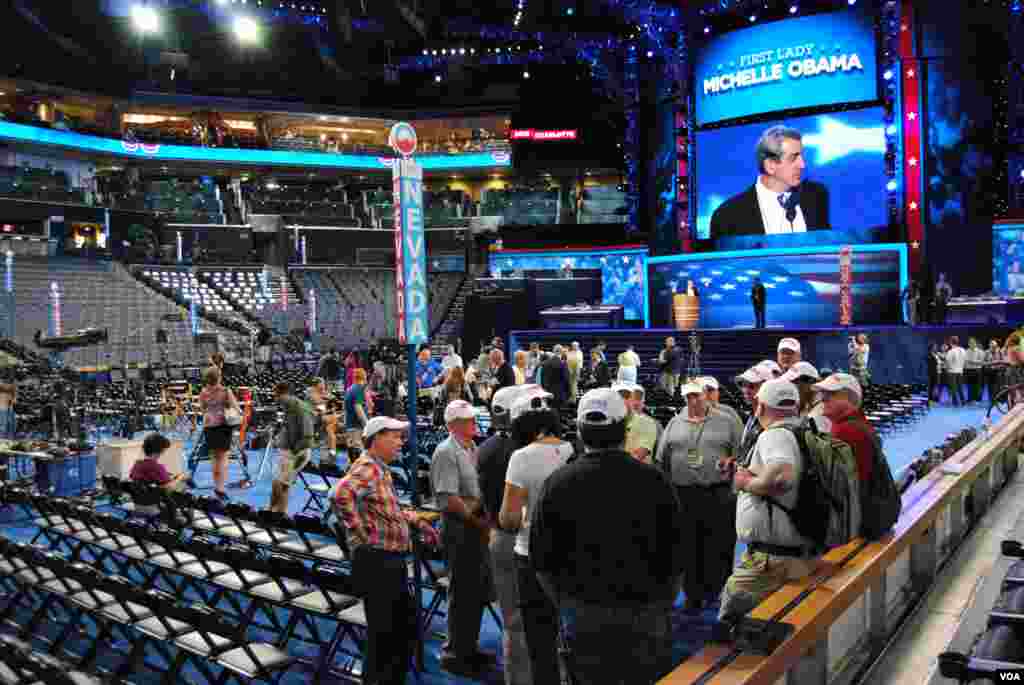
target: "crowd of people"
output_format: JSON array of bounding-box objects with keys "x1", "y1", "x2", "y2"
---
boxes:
[{"x1": 184, "y1": 334, "x2": 894, "y2": 685}]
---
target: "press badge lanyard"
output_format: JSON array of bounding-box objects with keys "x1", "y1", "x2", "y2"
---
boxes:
[{"x1": 684, "y1": 408, "x2": 710, "y2": 469}]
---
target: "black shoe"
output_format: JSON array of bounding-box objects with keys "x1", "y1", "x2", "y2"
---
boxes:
[
  {"x1": 469, "y1": 651, "x2": 498, "y2": 668},
  {"x1": 214, "y1": 489, "x2": 229, "y2": 500},
  {"x1": 440, "y1": 655, "x2": 484, "y2": 678},
  {"x1": 683, "y1": 597, "x2": 705, "y2": 614}
]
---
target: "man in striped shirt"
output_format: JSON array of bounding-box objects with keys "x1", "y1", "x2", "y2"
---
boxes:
[{"x1": 333, "y1": 416, "x2": 440, "y2": 685}]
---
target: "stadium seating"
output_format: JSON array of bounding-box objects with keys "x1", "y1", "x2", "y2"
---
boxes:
[
  {"x1": 577, "y1": 184, "x2": 628, "y2": 224},
  {"x1": 480, "y1": 187, "x2": 560, "y2": 226},
  {"x1": 0, "y1": 166, "x2": 88, "y2": 205},
  {"x1": 4, "y1": 258, "x2": 244, "y2": 367}
]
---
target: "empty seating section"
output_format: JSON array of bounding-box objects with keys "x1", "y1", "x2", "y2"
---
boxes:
[
  {"x1": 577, "y1": 184, "x2": 628, "y2": 224},
  {"x1": 146, "y1": 179, "x2": 224, "y2": 225},
  {"x1": 371, "y1": 189, "x2": 472, "y2": 230},
  {"x1": 0, "y1": 166, "x2": 87, "y2": 205},
  {"x1": 246, "y1": 184, "x2": 360, "y2": 228},
  {"x1": 480, "y1": 187, "x2": 560, "y2": 225},
  {"x1": 7, "y1": 259, "x2": 238, "y2": 366},
  {"x1": 142, "y1": 268, "x2": 236, "y2": 316}
]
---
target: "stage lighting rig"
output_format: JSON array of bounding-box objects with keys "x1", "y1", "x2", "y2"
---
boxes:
[{"x1": 33, "y1": 328, "x2": 109, "y2": 352}]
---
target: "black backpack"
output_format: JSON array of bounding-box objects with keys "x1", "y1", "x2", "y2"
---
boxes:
[{"x1": 320, "y1": 355, "x2": 340, "y2": 380}]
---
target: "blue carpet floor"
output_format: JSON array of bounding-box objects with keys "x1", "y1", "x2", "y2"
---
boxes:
[{"x1": 0, "y1": 398, "x2": 991, "y2": 683}]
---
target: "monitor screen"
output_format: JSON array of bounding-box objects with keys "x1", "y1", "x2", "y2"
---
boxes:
[
  {"x1": 993, "y1": 222, "x2": 1024, "y2": 295},
  {"x1": 695, "y1": 106, "x2": 889, "y2": 249},
  {"x1": 694, "y1": 7, "x2": 879, "y2": 127}
]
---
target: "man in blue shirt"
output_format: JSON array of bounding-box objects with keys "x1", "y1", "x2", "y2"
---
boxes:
[
  {"x1": 344, "y1": 368, "x2": 369, "y2": 464},
  {"x1": 415, "y1": 347, "x2": 442, "y2": 393}
]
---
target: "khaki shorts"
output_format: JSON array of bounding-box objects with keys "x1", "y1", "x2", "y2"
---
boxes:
[
  {"x1": 718, "y1": 548, "x2": 816, "y2": 623},
  {"x1": 275, "y1": 449, "x2": 311, "y2": 486}
]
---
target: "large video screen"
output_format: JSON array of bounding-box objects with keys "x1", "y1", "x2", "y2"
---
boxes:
[
  {"x1": 695, "y1": 106, "x2": 888, "y2": 248},
  {"x1": 694, "y1": 7, "x2": 879, "y2": 127},
  {"x1": 647, "y1": 245, "x2": 906, "y2": 329},
  {"x1": 489, "y1": 248, "x2": 648, "y2": 322},
  {"x1": 993, "y1": 222, "x2": 1024, "y2": 295}
]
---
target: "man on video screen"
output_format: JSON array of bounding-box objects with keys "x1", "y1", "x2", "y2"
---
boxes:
[{"x1": 709, "y1": 125, "x2": 830, "y2": 239}]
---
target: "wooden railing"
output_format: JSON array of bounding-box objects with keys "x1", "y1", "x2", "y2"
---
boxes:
[{"x1": 661, "y1": 405, "x2": 1024, "y2": 685}]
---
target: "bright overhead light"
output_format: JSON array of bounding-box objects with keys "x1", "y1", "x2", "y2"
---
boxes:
[
  {"x1": 234, "y1": 15, "x2": 261, "y2": 43},
  {"x1": 523, "y1": 70, "x2": 530, "y2": 79},
  {"x1": 131, "y1": 5, "x2": 160, "y2": 34},
  {"x1": 434, "y1": 74, "x2": 442, "y2": 82}
]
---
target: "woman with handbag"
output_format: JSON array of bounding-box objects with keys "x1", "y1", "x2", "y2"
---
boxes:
[{"x1": 198, "y1": 365, "x2": 241, "y2": 499}]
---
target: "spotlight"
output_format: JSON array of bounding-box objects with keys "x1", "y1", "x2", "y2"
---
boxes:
[
  {"x1": 646, "y1": 50, "x2": 654, "y2": 58},
  {"x1": 233, "y1": 16, "x2": 260, "y2": 43},
  {"x1": 789, "y1": 4, "x2": 798, "y2": 13},
  {"x1": 848, "y1": 0, "x2": 856, "y2": 4},
  {"x1": 442, "y1": 48, "x2": 447, "y2": 55},
  {"x1": 883, "y1": 69, "x2": 893, "y2": 80},
  {"x1": 886, "y1": 124, "x2": 898, "y2": 135},
  {"x1": 422, "y1": 49, "x2": 428, "y2": 55},
  {"x1": 886, "y1": 180, "x2": 898, "y2": 192},
  {"x1": 432, "y1": 50, "x2": 437, "y2": 55},
  {"x1": 434, "y1": 74, "x2": 442, "y2": 82},
  {"x1": 131, "y1": 4, "x2": 160, "y2": 34},
  {"x1": 470, "y1": 48, "x2": 475, "y2": 54},
  {"x1": 566, "y1": 7, "x2": 574, "y2": 15},
  {"x1": 703, "y1": 26, "x2": 710, "y2": 34},
  {"x1": 748, "y1": 14, "x2": 757, "y2": 22},
  {"x1": 523, "y1": 70, "x2": 530, "y2": 79}
]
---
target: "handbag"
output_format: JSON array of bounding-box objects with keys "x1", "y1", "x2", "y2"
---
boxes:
[{"x1": 224, "y1": 390, "x2": 242, "y2": 427}]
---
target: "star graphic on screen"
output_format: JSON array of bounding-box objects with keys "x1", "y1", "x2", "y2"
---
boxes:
[
  {"x1": 722, "y1": 283, "x2": 737, "y2": 291},
  {"x1": 901, "y1": 23, "x2": 908, "y2": 31},
  {"x1": 908, "y1": 157, "x2": 918, "y2": 166},
  {"x1": 906, "y1": 68, "x2": 915, "y2": 78},
  {"x1": 801, "y1": 116, "x2": 886, "y2": 164},
  {"x1": 911, "y1": 241, "x2": 920, "y2": 249},
  {"x1": 909, "y1": 201, "x2": 918, "y2": 210},
  {"x1": 907, "y1": 111, "x2": 917, "y2": 121}
]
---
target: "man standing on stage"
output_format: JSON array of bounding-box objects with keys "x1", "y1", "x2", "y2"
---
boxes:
[
  {"x1": 658, "y1": 337, "x2": 683, "y2": 398},
  {"x1": 751, "y1": 278, "x2": 767, "y2": 329},
  {"x1": 333, "y1": 417, "x2": 441, "y2": 685}
]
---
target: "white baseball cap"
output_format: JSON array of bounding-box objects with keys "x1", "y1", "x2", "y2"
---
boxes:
[
  {"x1": 510, "y1": 388, "x2": 555, "y2": 422},
  {"x1": 611, "y1": 381, "x2": 643, "y2": 395},
  {"x1": 758, "y1": 360, "x2": 783, "y2": 376},
  {"x1": 782, "y1": 361, "x2": 821, "y2": 383},
  {"x1": 680, "y1": 382, "x2": 704, "y2": 397},
  {"x1": 812, "y1": 372, "x2": 863, "y2": 400},
  {"x1": 443, "y1": 399, "x2": 477, "y2": 424},
  {"x1": 736, "y1": 365, "x2": 773, "y2": 386},
  {"x1": 756, "y1": 379, "x2": 801, "y2": 410},
  {"x1": 491, "y1": 386, "x2": 530, "y2": 424},
  {"x1": 699, "y1": 376, "x2": 719, "y2": 390},
  {"x1": 577, "y1": 387, "x2": 629, "y2": 426},
  {"x1": 778, "y1": 338, "x2": 801, "y2": 353},
  {"x1": 363, "y1": 416, "x2": 410, "y2": 441}
]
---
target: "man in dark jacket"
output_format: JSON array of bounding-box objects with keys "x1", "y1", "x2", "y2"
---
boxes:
[
  {"x1": 489, "y1": 349, "x2": 516, "y2": 394},
  {"x1": 540, "y1": 345, "x2": 570, "y2": 407},
  {"x1": 530, "y1": 388, "x2": 685, "y2": 684},
  {"x1": 270, "y1": 382, "x2": 316, "y2": 512}
]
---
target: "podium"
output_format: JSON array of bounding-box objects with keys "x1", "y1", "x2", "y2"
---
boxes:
[{"x1": 673, "y1": 295, "x2": 701, "y2": 330}]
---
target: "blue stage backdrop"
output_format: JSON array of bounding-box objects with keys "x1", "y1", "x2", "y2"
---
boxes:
[
  {"x1": 647, "y1": 244, "x2": 906, "y2": 329},
  {"x1": 992, "y1": 223, "x2": 1024, "y2": 295},
  {"x1": 489, "y1": 247, "x2": 648, "y2": 323},
  {"x1": 694, "y1": 7, "x2": 879, "y2": 127},
  {"x1": 695, "y1": 106, "x2": 888, "y2": 246}
]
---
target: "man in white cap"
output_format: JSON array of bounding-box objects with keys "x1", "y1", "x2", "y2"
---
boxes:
[
  {"x1": 430, "y1": 399, "x2": 495, "y2": 677},
  {"x1": 333, "y1": 416, "x2": 441, "y2": 685},
  {"x1": 529, "y1": 388, "x2": 685, "y2": 684},
  {"x1": 733, "y1": 365, "x2": 775, "y2": 466},
  {"x1": 719, "y1": 379, "x2": 817, "y2": 630},
  {"x1": 700, "y1": 376, "x2": 742, "y2": 426},
  {"x1": 777, "y1": 338, "x2": 802, "y2": 373},
  {"x1": 657, "y1": 381, "x2": 742, "y2": 613},
  {"x1": 475, "y1": 386, "x2": 534, "y2": 685},
  {"x1": 614, "y1": 382, "x2": 659, "y2": 464},
  {"x1": 814, "y1": 372, "x2": 877, "y2": 485},
  {"x1": 782, "y1": 361, "x2": 830, "y2": 432}
]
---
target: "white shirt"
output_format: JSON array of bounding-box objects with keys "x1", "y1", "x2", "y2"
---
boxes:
[
  {"x1": 618, "y1": 350, "x2": 641, "y2": 368},
  {"x1": 755, "y1": 178, "x2": 807, "y2": 235},
  {"x1": 946, "y1": 346, "x2": 967, "y2": 374},
  {"x1": 442, "y1": 353, "x2": 463, "y2": 370},
  {"x1": 505, "y1": 441, "x2": 575, "y2": 557}
]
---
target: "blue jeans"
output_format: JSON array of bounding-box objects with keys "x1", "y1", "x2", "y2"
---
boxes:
[{"x1": 0, "y1": 407, "x2": 15, "y2": 438}]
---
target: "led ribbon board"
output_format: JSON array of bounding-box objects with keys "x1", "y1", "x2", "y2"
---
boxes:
[{"x1": 0, "y1": 121, "x2": 512, "y2": 171}]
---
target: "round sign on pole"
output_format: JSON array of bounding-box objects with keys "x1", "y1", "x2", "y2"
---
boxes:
[{"x1": 389, "y1": 122, "x2": 418, "y2": 158}]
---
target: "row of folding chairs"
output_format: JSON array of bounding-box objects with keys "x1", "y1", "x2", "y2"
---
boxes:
[
  {"x1": 0, "y1": 537, "x2": 295, "y2": 684},
  {"x1": 13, "y1": 493, "x2": 371, "y2": 682},
  {"x1": 0, "y1": 633, "x2": 100, "y2": 685}
]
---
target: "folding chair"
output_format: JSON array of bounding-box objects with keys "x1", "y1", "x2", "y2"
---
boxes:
[{"x1": 298, "y1": 462, "x2": 345, "y2": 518}]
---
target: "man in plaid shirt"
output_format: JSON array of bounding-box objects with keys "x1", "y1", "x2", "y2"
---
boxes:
[{"x1": 333, "y1": 416, "x2": 439, "y2": 685}]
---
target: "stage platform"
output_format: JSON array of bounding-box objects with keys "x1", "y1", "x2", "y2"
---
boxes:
[{"x1": 510, "y1": 323, "x2": 1018, "y2": 387}]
